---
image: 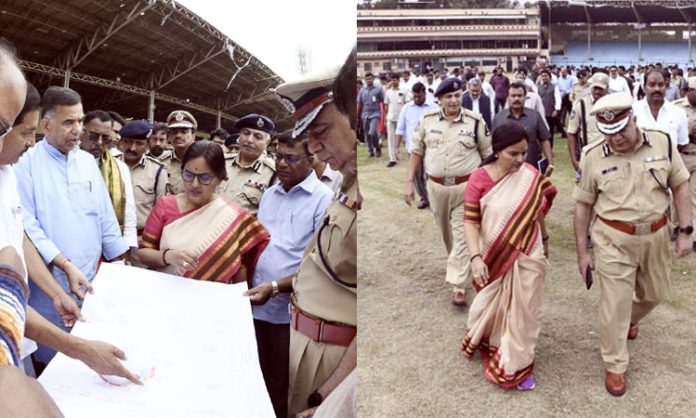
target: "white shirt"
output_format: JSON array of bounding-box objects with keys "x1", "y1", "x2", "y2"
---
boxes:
[
  {"x1": 384, "y1": 87, "x2": 411, "y2": 122},
  {"x1": 113, "y1": 158, "x2": 138, "y2": 248},
  {"x1": 632, "y1": 99, "x2": 689, "y2": 145},
  {"x1": 609, "y1": 75, "x2": 630, "y2": 94},
  {"x1": 317, "y1": 164, "x2": 344, "y2": 195},
  {"x1": 0, "y1": 165, "x2": 37, "y2": 364}
]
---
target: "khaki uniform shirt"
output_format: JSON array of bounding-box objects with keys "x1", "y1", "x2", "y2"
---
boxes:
[
  {"x1": 570, "y1": 82, "x2": 591, "y2": 103},
  {"x1": 129, "y1": 155, "x2": 169, "y2": 231},
  {"x1": 219, "y1": 153, "x2": 276, "y2": 216},
  {"x1": 412, "y1": 107, "x2": 492, "y2": 178},
  {"x1": 567, "y1": 94, "x2": 604, "y2": 147},
  {"x1": 146, "y1": 149, "x2": 173, "y2": 163},
  {"x1": 673, "y1": 97, "x2": 696, "y2": 142},
  {"x1": 162, "y1": 152, "x2": 184, "y2": 195},
  {"x1": 293, "y1": 174, "x2": 357, "y2": 326},
  {"x1": 575, "y1": 128, "x2": 690, "y2": 222}
]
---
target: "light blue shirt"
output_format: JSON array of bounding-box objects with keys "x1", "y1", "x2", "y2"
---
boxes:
[
  {"x1": 252, "y1": 171, "x2": 333, "y2": 324},
  {"x1": 557, "y1": 75, "x2": 575, "y2": 96},
  {"x1": 15, "y1": 139, "x2": 128, "y2": 362},
  {"x1": 395, "y1": 100, "x2": 439, "y2": 153}
]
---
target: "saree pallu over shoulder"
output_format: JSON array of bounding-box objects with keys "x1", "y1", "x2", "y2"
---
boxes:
[
  {"x1": 145, "y1": 197, "x2": 269, "y2": 283},
  {"x1": 474, "y1": 163, "x2": 556, "y2": 292}
]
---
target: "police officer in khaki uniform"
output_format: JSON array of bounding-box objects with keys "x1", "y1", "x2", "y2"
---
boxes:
[
  {"x1": 163, "y1": 110, "x2": 197, "y2": 194},
  {"x1": 567, "y1": 72, "x2": 609, "y2": 174},
  {"x1": 574, "y1": 93, "x2": 693, "y2": 397},
  {"x1": 218, "y1": 114, "x2": 276, "y2": 216},
  {"x1": 671, "y1": 76, "x2": 696, "y2": 249},
  {"x1": 246, "y1": 59, "x2": 357, "y2": 416},
  {"x1": 404, "y1": 77, "x2": 492, "y2": 305},
  {"x1": 570, "y1": 69, "x2": 591, "y2": 103},
  {"x1": 146, "y1": 122, "x2": 172, "y2": 162},
  {"x1": 118, "y1": 120, "x2": 169, "y2": 233}
]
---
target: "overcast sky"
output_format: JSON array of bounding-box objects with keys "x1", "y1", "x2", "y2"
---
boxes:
[{"x1": 177, "y1": 0, "x2": 357, "y2": 80}]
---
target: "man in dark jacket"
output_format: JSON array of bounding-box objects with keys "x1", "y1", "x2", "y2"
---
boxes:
[{"x1": 462, "y1": 78, "x2": 492, "y2": 129}]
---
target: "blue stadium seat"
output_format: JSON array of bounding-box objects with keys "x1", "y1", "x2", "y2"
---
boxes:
[{"x1": 555, "y1": 41, "x2": 692, "y2": 66}]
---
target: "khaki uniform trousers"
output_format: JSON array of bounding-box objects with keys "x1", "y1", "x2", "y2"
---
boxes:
[
  {"x1": 287, "y1": 327, "x2": 347, "y2": 416},
  {"x1": 426, "y1": 179, "x2": 470, "y2": 287},
  {"x1": 592, "y1": 220, "x2": 670, "y2": 373},
  {"x1": 679, "y1": 152, "x2": 696, "y2": 236}
]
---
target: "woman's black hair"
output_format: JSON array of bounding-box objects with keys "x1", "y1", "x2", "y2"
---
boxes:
[
  {"x1": 181, "y1": 140, "x2": 228, "y2": 181},
  {"x1": 480, "y1": 122, "x2": 528, "y2": 166}
]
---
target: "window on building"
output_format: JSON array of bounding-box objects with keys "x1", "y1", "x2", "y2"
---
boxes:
[
  {"x1": 383, "y1": 62, "x2": 392, "y2": 71},
  {"x1": 364, "y1": 63, "x2": 372, "y2": 73}
]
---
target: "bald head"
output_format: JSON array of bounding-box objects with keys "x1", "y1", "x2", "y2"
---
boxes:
[{"x1": 0, "y1": 42, "x2": 27, "y2": 154}]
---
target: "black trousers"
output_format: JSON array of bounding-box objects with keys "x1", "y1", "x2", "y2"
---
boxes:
[{"x1": 254, "y1": 319, "x2": 290, "y2": 418}]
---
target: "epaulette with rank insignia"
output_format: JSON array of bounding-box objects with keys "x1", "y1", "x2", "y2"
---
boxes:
[
  {"x1": 581, "y1": 139, "x2": 605, "y2": 157},
  {"x1": 462, "y1": 108, "x2": 483, "y2": 121},
  {"x1": 144, "y1": 155, "x2": 164, "y2": 167},
  {"x1": 223, "y1": 152, "x2": 237, "y2": 160},
  {"x1": 262, "y1": 154, "x2": 276, "y2": 171}
]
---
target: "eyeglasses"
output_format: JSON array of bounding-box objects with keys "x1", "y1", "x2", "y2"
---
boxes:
[
  {"x1": 83, "y1": 132, "x2": 112, "y2": 143},
  {"x1": 182, "y1": 169, "x2": 214, "y2": 185},
  {"x1": 0, "y1": 119, "x2": 12, "y2": 141},
  {"x1": 274, "y1": 153, "x2": 305, "y2": 165}
]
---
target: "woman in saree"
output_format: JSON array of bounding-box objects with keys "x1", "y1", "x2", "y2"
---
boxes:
[
  {"x1": 460, "y1": 122, "x2": 557, "y2": 390},
  {"x1": 137, "y1": 140, "x2": 269, "y2": 283}
]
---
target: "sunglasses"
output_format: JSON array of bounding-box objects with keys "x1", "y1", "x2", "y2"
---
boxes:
[
  {"x1": 182, "y1": 169, "x2": 214, "y2": 185},
  {"x1": 83, "y1": 132, "x2": 112, "y2": 143}
]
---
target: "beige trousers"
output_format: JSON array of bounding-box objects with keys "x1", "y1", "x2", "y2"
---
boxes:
[
  {"x1": 592, "y1": 220, "x2": 671, "y2": 373},
  {"x1": 387, "y1": 120, "x2": 399, "y2": 162},
  {"x1": 287, "y1": 327, "x2": 347, "y2": 416},
  {"x1": 426, "y1": 179, "x2": 470, "y2": 287}
]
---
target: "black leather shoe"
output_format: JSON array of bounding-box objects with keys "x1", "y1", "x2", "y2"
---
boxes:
[
  {"x1": 417, "y1": 201, "x2": 429, "y2": 210},
  {"x1": 386, "y1": 161, "x2": 397, "y2": 167}
]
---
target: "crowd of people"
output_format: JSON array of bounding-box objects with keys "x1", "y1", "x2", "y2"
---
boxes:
[
  {"x1": 357, "y1": 59, "x2": 696, "y2": 396},
  {"x1": 0, "y1": 40, "x2": 358, "y2": 418}
]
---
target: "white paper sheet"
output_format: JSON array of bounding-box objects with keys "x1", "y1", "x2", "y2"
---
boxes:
[{"x1": 38, "y1": 263, "x2": 274, "y2": 418}]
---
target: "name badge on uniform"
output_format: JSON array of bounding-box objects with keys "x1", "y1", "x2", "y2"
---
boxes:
[
  {"x1": 429, "y1": 129, "x2": 443, "y2": 134},
  {"x1": 458, "y1": 130, "x2": 475, "y2": 138},
  {"x1": 644, "y1": 155, "x2": 668, "y2": 163},
  {"x1": 601, "y1": 166, "x2": 618, "y2": 175}
]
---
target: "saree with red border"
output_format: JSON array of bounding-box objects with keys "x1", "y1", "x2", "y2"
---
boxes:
[
  {"x1": 141, "y1": 195, "x2": 269, "y2": 283},
  {"x1": 461, "y1": 163, "x2": 556, "y2": 389}
]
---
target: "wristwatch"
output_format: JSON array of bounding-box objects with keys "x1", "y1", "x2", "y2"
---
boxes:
[
  {"x1": 678, "y1": 225, "x2": 694, "y2": 235},
  {"x1": 307, "y1": 390, "x2": 323, "y2": 408},
  {"x1": 270, "y1": 280, "x2": 279, "y2": 298}
]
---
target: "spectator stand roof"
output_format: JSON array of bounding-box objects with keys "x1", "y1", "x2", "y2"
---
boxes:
[
  {"x1": 0, "y1": 0, "x2": 294, "y2": 133},
  {"x1": 539, "y1": 0, "x2": 696, "y2": 25}
]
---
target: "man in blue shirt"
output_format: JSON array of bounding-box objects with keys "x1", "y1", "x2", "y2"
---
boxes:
[
  {"x1": 357, "y1": 73, "x2": 384, "y2": 158},
  {"x1": 15, "y1": 86, "x2": 129, "y2": 367},
  {"x1": 246, "y1": 134, "x2": 333, "y2": 417},
  {"x1": 396, "y1": 82, "x2": 438, "y2": 210}
]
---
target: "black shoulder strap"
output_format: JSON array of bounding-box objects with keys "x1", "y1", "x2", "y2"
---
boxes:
[
  {"x1": 580, "y1": 99, "x2": 587, "y2": 160},
  {"x1": 154, "y1": 163, "x2": 164, "y2": 194},
  {"x1": 666, "y1": 132, "x2": 672, "y2": 162},
  {"x1": 474, "y1": 118, "x2": 479, "y2": 144}
]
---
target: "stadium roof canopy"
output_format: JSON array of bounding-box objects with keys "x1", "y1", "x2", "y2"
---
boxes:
[
  {"x1": 0, "y1": 0, "x2": 294, "y2": 133},
  {"x1": 539, "y1": 0, "x2": 696, "y2": 25}
]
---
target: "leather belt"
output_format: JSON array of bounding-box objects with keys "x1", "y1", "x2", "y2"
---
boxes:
[
  {"x1": 291, "y1": 305, "x2": 356, "y2": 347},
  {"x1": 428, "y1": 174, "x2": 470, "y2": 186},
  {"x1": 598, "y1": 211, "x2": 668, "y2": 235}
]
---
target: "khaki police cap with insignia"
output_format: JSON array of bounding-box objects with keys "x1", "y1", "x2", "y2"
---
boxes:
[
  {"x1": 590, "y1": 92, "x2": 633, "y2": 135},
  {"x1": 589, "y1": 72, "x2": 610, "y2": 90},
  {"x1": 688, "y1": 76, "x2": 696, "y2": 90},
  {"x1": 275, "y1": 65, "x2": 339, "y2": 138},
  {"x1": 166, "y1": 110, "x2": 198, "y2": 130}
]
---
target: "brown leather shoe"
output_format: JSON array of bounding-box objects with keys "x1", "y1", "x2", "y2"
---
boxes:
[
  {"x1": 628, "y1": 323, "x2": 639, "y2": 340},
  {"x1": 605, "y1": 371, "x2": 627, "y2": 396}
]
